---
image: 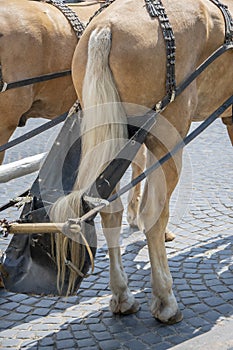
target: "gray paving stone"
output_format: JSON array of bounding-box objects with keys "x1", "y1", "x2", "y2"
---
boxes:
[
  {"x1": 204, "y1": 296, "x2": 225, "y2": 307},
  {"x1": 93, "y1": 331, "x2": 112, "y2": 341},
  {"x1": 77, "y1": 338, "x2": 97, "y2": 348},
  {"x1": 0, "y1": 320, "x2": 15, "y2": 330},
  {"x1": 142, "y1": 332, "x2": 163, "y2": 344},
  {"x1": 202, "y1": 310, "x2": 222, "y2": 322},
  {"x1": 4, "y1": 312, "x2": 27, "y2": 322},
  {"x1": 1, "y1": 302, "x2": 19, "y2": 310},
  {"x1": 0, "y1": 338, "x2": 22, "y2": 347},
  {"x1": 39, "y1": 336, "x2": 55, "y2": 347},
  {"x1": 126, "y1": 340, "x2": 146, "y2": 350},
  {"x1": 0, "y1": 309, "x2": 10, "y2": 317},
  {"x1": 214, "y1": 303, "x2": 233, "y2": 315},
  {"x1": 8, "y1": 294, "x2": 29, "y2": 303},
  {"x1": 35, "y1": 299, "x2": 57, "y2": 308},
  {"x1": 20, "y1": 297, "x2": 40, "y2": 305},
  {"x1": 16, "y1": 305, "x2": 32, "y2": 313},
  {"x1": 84, "y1": 317, "x2": 101, "y2": 324},
  {"x1": 219, "y1": 291, "x2": 233, "y2": 300},
  {"x1": 55, "y1": 330, "x2": 72, "y2": 340},
  {"x1": 189, "y1": 303, "x2": 210, "y2": 313},
  {"x1": 56, "y1": 338, "x2": 76, "y2": 349},
  {"x1": 114, "y1": 331, "x2": 134, "y2": 341},
  {"x1": 186, "y1": 316, "x2": 210, "y2": 328},
  {"x1": 73, "y1": 330, "x2": 91, "y2": 340},
  {"x1": 98, "y1": 339, "x2": 123, "y2": 350},
  {"x1": 154, "y1": 341, "x2": 172, "y2": 350},
  {"x1": 88, "y1": 323, "x2": 107, "y2": 332}
]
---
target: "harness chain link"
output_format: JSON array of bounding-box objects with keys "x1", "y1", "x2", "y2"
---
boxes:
[
  {"x1": 145, "y1": 0, "x2": 176, "y2": 111},
  {"x1": 209, "y1": 0, "x2": 233, "y2": 122},
  {"x1": 45, "y1": 0, "x2": 85, "y2": 38},
  {"x1": 209, "y1": 0, "x2": 233, "y2": 43}
]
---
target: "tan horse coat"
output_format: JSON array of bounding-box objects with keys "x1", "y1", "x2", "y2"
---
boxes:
[
  {"x1": 0, "y1": 0, "x2": 100, "y2": 163},
  {"x1": 58, "y1": 0, "x2": 232, "y2": 323}
]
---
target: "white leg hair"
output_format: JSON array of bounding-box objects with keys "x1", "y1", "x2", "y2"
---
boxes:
[{"x1": 100, "y1": 196, "x2": 140, "y2": 314}]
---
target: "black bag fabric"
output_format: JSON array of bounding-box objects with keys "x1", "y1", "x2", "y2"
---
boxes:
[{"x1": 1, "y1": 112, "x2": 96, "y2": 295}]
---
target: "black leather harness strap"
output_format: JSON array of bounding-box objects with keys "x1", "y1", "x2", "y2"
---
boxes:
[{"x1": 0, "y1": 69, "x2": 71, "y2": 93}]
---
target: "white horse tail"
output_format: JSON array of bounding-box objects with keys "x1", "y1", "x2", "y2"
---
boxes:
[
  {"x1": 50, "y1": 26, "x2": 128, "y2": 295},
  {"x1": 75, "y1": 26, "x2": 128, "y2": 191}
]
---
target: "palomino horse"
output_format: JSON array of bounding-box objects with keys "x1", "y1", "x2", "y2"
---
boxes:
[
  {"x1": 50, "y1": 0, "x2": 233, "y2": 323},
  {"x1": 0, "y1": 0, "x2": 101, "y2": 164},
  {"x1": 0, "y1": 0, "x2": 148, "y2": 232}
]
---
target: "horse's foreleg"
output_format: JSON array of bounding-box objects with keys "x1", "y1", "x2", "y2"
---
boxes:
[
  {"x1": 139, "y1": 139, "x2": 183, "y2": 324},
  {"x1": 101, "y1": 198, "x2": 140, "y2": 314},
  {"x1": 0, "y1": 124, "x2": 17, "y2": 164},
  {"x1": 226, "y1": 125, "x2": 233, "y2": 146},
  {"x1": 222, "y1": 117, "x2": 233, "y2": 146}
]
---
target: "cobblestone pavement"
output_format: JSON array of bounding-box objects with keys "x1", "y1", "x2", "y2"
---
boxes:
[{"x1": 0, "y1": 118, "x2": 233, "y2": 349}]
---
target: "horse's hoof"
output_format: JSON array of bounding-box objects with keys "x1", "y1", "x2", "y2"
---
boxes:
[
  {"x1": 157, "y1": 309, "x2": 183, "y2": 325},
  {"x1": 166, "y1": 309, "x2": 183, "y2": 324},
  {"x1": 122, "y1": 301, "x2": 140, "y2": 315},
  {"x1": 165, "y1": 229, "x2": 176, "y2": 242}
]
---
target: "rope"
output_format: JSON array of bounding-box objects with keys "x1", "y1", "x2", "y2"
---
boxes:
[{"x1": 62, "y1": 228, "x2": 95, "y2": 278}]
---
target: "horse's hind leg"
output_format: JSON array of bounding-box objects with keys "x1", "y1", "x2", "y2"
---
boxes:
[
  {"x1": 101, "y1": 197, "x2": 140, "y2": 314},
  {"x1": 138, "y1": 108, "x2": 192, "y2": 324},
  {"x1": 127, "y1": 145, "x2": 146, "y2": 227},
  {"x1": 127, "y1": 145, "x2": 176, "y2": 242},
  {"x1": 139, "y1": 143, "x2": 183, "y2": 324}
]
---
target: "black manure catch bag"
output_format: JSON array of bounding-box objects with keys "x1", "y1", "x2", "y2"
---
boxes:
[{"x1": 0, "y1": 112, "x2": 97, "y2": 296}]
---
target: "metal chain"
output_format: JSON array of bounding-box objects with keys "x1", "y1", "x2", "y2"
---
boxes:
[
  {"x1": 45, "y1": 0, "x2": 85, "y2": 38},
  {"x1": 209, "y1": 0, "x2": 233, "y2": 43},
  {"x1": 145, "y1": 0, "x2": 176, "y2": 110}
]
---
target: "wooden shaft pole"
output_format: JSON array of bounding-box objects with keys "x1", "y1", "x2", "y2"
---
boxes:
[{"x1": 8, "y1": 223, "x2": 66, "y2": 234}]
